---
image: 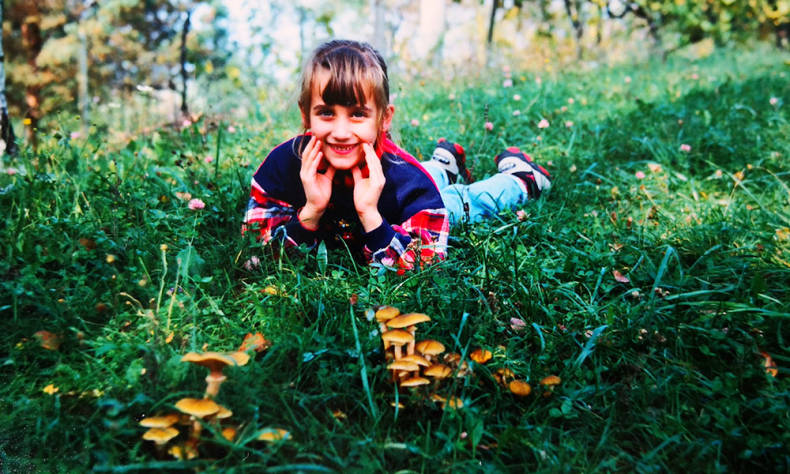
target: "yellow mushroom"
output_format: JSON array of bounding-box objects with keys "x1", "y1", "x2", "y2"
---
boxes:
[
  {"x1": 386, "y1": 313, "x2": 431, "y2": 355},
  {"x1": 381, "y1": 329, "x2": 414, "y2": 360},
  {"x1": 415, "y1": 339, "x2": 445, "y2": 362},
  {"x1": 509, "y1": 380, "x2": 532, "y2": 397},
  {"x1": 142, "y1": 426, "x2": 179, "y2": 446}
]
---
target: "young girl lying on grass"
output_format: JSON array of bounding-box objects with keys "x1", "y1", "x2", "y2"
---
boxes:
[{"x1": 243, "y1": 39, "x2": 551, "y2": 271}]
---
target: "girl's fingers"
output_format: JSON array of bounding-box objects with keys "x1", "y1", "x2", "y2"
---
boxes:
[{"x1": 362, "y1": 143, "x2": 384, "y2": 183}]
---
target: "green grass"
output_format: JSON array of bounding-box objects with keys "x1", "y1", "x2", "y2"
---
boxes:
[{"x1": 1, "y1": 44, "x2": 789, "y2": 472}]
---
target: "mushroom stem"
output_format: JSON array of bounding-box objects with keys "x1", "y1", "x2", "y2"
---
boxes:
[
  {"x1": 205, "y1": 373, "x2": 227, "y2": 398},
  {"x1": 191, "y1": 417, "x2": 203, "y2": 442},
  {"x1": 394, "y1": 345, "x2": 402, "y2": 360},
  {"x1": 407, "y1": 326, "x2": 416, "y2": 355},
  {"x1": 380, "y1": 323, "x2": 390, "y2": 350}
]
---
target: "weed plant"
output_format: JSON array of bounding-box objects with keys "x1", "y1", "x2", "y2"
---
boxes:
[{"x1": 1, "y1": 45, "x2": 789, "y2": 472}]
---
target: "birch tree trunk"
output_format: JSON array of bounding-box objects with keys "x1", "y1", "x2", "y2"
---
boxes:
[
  {"x1": 0, "y1": 0, "x2": 17, "y2": 156},
  {"x1": 180, "y1": 10, "x2": 190, "y2": 119}
]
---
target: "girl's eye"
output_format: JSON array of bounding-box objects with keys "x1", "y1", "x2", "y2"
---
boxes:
[
  {"x1": 352, "y1": 109, "x2": 369, "y2": 118},
  {"x1": 317, "y1": 109, "x2": 333, "y2": 117}
]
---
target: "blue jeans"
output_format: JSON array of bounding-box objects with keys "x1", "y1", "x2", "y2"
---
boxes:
[{"x1": 421, "y1": 162, "x2": 529, "y2": 226}]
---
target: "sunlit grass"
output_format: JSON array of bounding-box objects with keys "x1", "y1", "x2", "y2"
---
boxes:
[{"x1": 1, "y1": 45, "x2": 789, "y2": 471}]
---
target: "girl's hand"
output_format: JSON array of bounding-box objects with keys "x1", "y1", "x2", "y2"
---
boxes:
[
  {"x1": 299, "y1": 136, "x2": 335, "y2": 230},
  {"x1": 351, "y1": 142, "x2": 384, "y2": 232}
]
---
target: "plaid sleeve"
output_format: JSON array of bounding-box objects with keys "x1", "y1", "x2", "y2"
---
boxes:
[
  {"x1": 363, "y1": 207, "x2": 449, "y2": 271},
  {"x1": 241, "y1": 177, "x2": 318, "y2": 248}
]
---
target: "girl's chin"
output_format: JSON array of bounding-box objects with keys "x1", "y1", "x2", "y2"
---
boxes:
[{"x1": 325, "y1": 155, "x2": 363, "y2": 170}]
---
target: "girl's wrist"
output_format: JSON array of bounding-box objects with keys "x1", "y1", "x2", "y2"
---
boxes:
[
  {"x1": 358, "y1": 209, "x2": 383, "y2": 232},
  {"x1": 299, "y1": 204, "x2": 324, "y2": 230}
]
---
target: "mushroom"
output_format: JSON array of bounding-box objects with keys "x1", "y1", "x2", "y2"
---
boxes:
[
  {"x1": 212, "y1": 404, "x2": 233, "y2": 422},
  {"x1": 388, "y1": 360, "x2": 420, "y2": 379},
  {"x1": 142, "y1": 426, "x2": 179, "y2": 446},
  {"x1": 509, "y1": 380, "x2": 532, "y2": 396},
  {"x1": 381, "y1": 329, "x2": 414, "y2": 360},
  {"x1": 386, "y1": 313, "x2": 431, "y2": 355},
  {"x1": 257, "y1": 428, "x2": 290, "y2": 442},
  {"x1": 442, "y1": 352, "x2": 461, "y2": 366},
  {"x1": 415, "y1": 339, "x2": 445, "y2": 362},
  {"x1": 168, "y1": 443, "x2": 198, "y2": 460},
  {"x1": 493, "y1": 368, "x2": 515, "y2": 386},
  {"x1": 445, "y1": 396, "x2": 464, "y2": 410},
  {"x1": 139, "y1": 413, "x2": 180, "y2": 429},
  {"x1": 175, "y1": 397, "x2": 220, "y2": 441},
  {"x1": 221, "y1": 426, "x2": 237, "y2": 442},
  {"x1": 181, "y1": 352, "x2": 238, "y2": 397},
  {"x1": 424, "y1": 363, "x2": 452, "y2": 379},
  {"x1": 375, "y1": 306, "x2": 401, "y2": 349},
  {"x1": 539, "y1": 375, "x2": 561, "y2": 397},
  {"x1": 400, "y1": 376, "x2": 430, "y2": 388},
  {"x1": 469, "y1": 349, "x2": 493, "y2": 364},
  {"x1": 174, "y1": 397, "x2": 221, "y2": 418},
  {"x1": 399, "y1": 354, "x2": 431, "y2": 368}
]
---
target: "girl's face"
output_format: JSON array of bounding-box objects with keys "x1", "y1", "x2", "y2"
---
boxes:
[{"x1": 303, "y1": 69, "x2": 394, "y2": 171}]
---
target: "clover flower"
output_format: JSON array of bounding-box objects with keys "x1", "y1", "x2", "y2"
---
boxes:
[{"x1": 188, "y1": 198, "x2": 206, "y2": 210}]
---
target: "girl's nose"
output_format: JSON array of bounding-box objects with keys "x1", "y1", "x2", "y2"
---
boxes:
[{"x1": 332, "y1": 118, "x2": 353, "y2": 140}]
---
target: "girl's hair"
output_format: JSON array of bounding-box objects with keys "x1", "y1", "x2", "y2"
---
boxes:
[{"x1": 298, "y1": 40, "x2": 390, "y2": 127}]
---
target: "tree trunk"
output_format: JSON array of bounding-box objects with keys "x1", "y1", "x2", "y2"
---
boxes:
[
  {"x1": 77, "y1": 25, "x2": 89, "y2": 134},
  {"x1": 0, "y1": 0, "x2": 17, "y2": 156},
  {"x1": 487, "y1": 0, "x2": 498, "y2": 44},
  {"x1": 563, "y1": 0, "x2": 584, "y2": 59},
  {"x1": 20, "y1": 3, "x2": 42, "y2": 150},
  {"x1": 370, "y1": 0, "x2": 387, "y2": 56},
  {"x1": 180, "y1": 11, "x2": 191, "y2": 119}
]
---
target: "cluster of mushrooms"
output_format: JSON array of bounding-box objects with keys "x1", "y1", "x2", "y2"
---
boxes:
[
  {"x1": 139, "y1": 349, "x2": 288, "y2": 459},
  {"x1": 374, "y1": 306, "x2": 561, "y2": 401}
]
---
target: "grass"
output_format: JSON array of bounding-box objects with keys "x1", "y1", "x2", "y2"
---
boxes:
[{"x1": 1, "y1": 44, "x2": 789, "y2": 472}]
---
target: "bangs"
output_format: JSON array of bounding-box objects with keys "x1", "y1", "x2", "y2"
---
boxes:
[{"x1": 318, "y1": 48, "x2": 374, "y2": 107}]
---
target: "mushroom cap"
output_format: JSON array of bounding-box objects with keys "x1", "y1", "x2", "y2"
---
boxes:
[
  {"x1": 214, "y1": 404, "x2": 233, "y2": 419},
  {"x1": 388, "y1": 360, "x2": 420, "y2": 372},
  {"x1": 400, "y1": 376, "x2": 430, "y2": 387},
  {"x1": 168, "y1": 443, "x2": 198, "y2": 460},
  {"x1": 139, "y1": 413, "x2": 180, "y2": 428},
  {"x1": 443, "y1": 352, "x2": 461, "y2": 365},
  {"x1": 386, "y1": 312, "x2": 431, "y2": 329},
  {"x1": 445, "y1": 396, "x2": 464, "y2": 409},
  {"x1": 375, "y1": 305, "x2": 401, "y2": 322},
  {"x1": 257, "y1": 428, "x2": 290, "y2": 442},
  {"x1": 381, "y1": 329, "x2": 414, "y2": 345},
  {"x1": 142, "y1": 426, "x2": 179, "y2": 445},
  {"x1": 400, "y1": 354, "x2": 431, "y2": 367},
  {"x1": 470, "y1": 349, "x2": 493, "y2": 364},
  {"x1": 540, "y1": 375, "x2": 561, "y2": 386},
  {"x1": 415, "y1": 339, "x2": 445, "y2": 356},
  {"x1": 181, "y1": 352, "x2": 237, "y2": 373},
  {"x1": 509, "y1": 380, "x2": 532, "y2": 396},
  {"x1": 424, "y1": 363, "x2": 452, "y2": 379},
  {"x1": 227, "y1": 351, "x2": 250, "y2": 366},
  {"x1": 493, "y1": 368, "x2": 515, "y2": 385},
  {"x1": 221, "y1": 426, "x2": 237, "y2": 442},
  {"x1": 175, "y1": 397, "x2": 221, "y2": 418}
]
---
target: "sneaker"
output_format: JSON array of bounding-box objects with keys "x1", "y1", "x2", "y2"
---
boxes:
[
  {"x1": 494, "y1": 147, "x2": 552, "y2": 198},
  {"x1": 430, "y1": 138, "x2": 474, "y2": 184}
]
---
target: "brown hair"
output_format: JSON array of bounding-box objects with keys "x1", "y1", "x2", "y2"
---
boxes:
[{"x1": 298, "y1": 40, "x2": 390, "y2": 129}]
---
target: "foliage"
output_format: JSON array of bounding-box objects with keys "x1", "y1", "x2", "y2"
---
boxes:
[{"x1": 0, "y1": 45, "x2": 789, "y2": 471}]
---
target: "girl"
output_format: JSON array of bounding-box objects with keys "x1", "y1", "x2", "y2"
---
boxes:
[
  {"x1": 243, "y1": 40, "x2": 449, "y2": 270},
  {"x1": 243, "y1": 39, "x2": 552, "y2": 270}
]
